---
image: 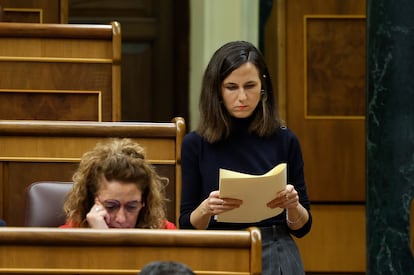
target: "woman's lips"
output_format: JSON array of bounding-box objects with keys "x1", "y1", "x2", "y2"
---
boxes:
[{"x1": 236, "y1": 105, "x2": 247, "y2": 110}]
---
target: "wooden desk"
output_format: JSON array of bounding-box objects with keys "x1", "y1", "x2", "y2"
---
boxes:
[
  {"x1": 0, "y1": 227, "x2": 262, "y2": 275},
  {"x1": 0, "y1": 118, "x2": 185, "y2": 226}
]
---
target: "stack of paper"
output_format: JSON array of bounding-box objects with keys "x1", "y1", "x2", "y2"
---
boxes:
[{"x1": 216, "y1": 163, "x2": 287, "y2": 223}]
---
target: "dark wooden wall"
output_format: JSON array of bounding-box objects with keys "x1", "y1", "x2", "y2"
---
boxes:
[{"x1": 68, "y1": 0, "x2": 190, "y2": 124}]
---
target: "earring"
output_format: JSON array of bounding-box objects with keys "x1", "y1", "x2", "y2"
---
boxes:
[{"x1": 261, "y1": 89, "x2": 265, "y2": 96}]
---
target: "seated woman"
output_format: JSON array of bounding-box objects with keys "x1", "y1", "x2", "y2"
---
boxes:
[{"x1": 61, "y1": 138, "x2": 176, "y2": 229}]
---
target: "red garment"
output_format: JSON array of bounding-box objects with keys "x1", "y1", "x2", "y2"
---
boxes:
[
  {"x1": 60, "y1": 220, "x2": 177, "y2": 229},
  {"x1": 163, "y1": 220, "x2": 177, "y2": 229}
]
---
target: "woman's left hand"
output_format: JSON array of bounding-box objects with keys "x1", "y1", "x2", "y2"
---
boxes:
[{"x1": 266, "y1": 184, "x2": 299, "y2": 210}]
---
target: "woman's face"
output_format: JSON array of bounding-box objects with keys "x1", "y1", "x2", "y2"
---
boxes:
[
  {"x1": 221, "y1": 62, "x2": 262, "y2": 118},
  {"x1": 97, "y1": 179, "x2": 143, "y2": 228}
]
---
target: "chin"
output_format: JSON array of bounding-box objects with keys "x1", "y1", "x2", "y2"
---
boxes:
[
  {"x1": 231, "y1": 109, "x2": 254, "y2": 118},
  {"x1": 232, "y1": 113, "x2": 252, "y2": 119}
]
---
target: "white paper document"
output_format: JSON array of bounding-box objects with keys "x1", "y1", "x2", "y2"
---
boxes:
[{"x1": 216, "y1": 163, "x2": 287, "y2": 223}]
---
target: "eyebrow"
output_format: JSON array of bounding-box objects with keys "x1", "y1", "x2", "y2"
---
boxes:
[
  {"x1": 223, "y1": 80, "x2": 258, "y2": 85},
  {"x1": 102, "y1": 199, "x2": 141, "y2": 204}
]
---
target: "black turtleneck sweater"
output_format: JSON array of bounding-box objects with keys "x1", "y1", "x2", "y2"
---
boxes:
[{"x1": 179, "y1": 118, "x2": 312, "y2": 238}]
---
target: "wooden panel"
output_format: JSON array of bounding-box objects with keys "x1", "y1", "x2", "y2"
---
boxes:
[
  {"x1": 306, "y1": 16, "x2": 365, "y2": 117},
  {"x1": 122, "y1": 42, "x2": 153, "y2": 121},
  {"x1": 266, "y1": 1, "x2": 366, "y2": 202},
  {"x1": 0, "y1": 61, "x2": 111, "y2": 121},
  {"x1": 292, "y1": 2, "x2": 366, "y2": 202},
  {"x1": 68, "y1": 0, "x2": 190, "y2": 123},
  {"x1": 0, "y1": 90, "x2": 100, "y2": 121},
  {"x1": 0, "y1": 227, "x2": 262, "y2": 275},
  {"x1": 295, "y1": 204, "x2": 366, "y2": 272},
  {"x1": 0, "y1": 0, "x2": 67, "y2": 23},
  {"x1": 0, "y1": 118, "x2": 186, "y2": 227},
  {"x1": 2, "y1": 8, "x2": 42, "y2": 23},
  {"x1": 0, "y1": 162, "x2": 4, "y2": 218},
  {"x1": 0, "y1": 21, "x2": 121, "y2": 121},
  {"x1": 264, "y1": 1, "x2": 366, "y2": 273},
  {"x1": 0, "y1": 39, "x2": 112, "y2": 58},
  {"x1": 69, "y1": 0, "x2": 152, "y2": 17},
  {"x1": 267, "y1": 0, "x2": 366, "y2": 202}
]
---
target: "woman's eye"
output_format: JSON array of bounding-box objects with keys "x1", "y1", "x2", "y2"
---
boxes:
[
  {"x1": 225, "y1": 85, "x2": 238, "y2": 91},
  {"x1": 126, "y1": 205, "x2": 139, "y2": 212},
  {"x1": 126, "y1": 202, "x2": 140, "y2": 211},
  {"x1": 103, "y1": 203, "x2": 119, "y2": 212},
  {"x1": 244, "y1": 83, "x2": 256, "y2": 90}
]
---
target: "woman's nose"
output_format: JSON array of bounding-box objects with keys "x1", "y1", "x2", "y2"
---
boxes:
[
  {"x1": 237, "y1": 89, "x2": 247, "y2": 100},
  {"x1": 114, "y1": 207, "x2": 127, "y2": 223}
]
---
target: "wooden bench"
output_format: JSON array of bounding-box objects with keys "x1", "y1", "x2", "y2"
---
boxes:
[
  {"x1": 0, "y1": 21, "x2": 121, "y2": 121},
  {"x1": 0, "y1": 227, "x2": 262, "y2": 275},
  {"x1": 0, "y1": 118, "x2": 185, "y2": 226}
]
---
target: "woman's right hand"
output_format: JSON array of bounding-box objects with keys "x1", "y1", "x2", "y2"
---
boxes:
[
  {"x1": 190, "y1": 190, "x2": 243, "y2": 229},
  {"x1": 86, "y1": 199, "x2": 110, "y2": 229},
  {"x1": 202, "y1": 190, "x2": 243, "y2": 216}
]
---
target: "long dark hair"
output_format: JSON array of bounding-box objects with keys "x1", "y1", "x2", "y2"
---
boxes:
[{"x1": 196, "y1": 40, "x2": 282, "y2": 143}]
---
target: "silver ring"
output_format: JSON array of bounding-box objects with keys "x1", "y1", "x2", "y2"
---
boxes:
[{"x1": 95, "y1": 207, "x2": 101, "y2": 212}]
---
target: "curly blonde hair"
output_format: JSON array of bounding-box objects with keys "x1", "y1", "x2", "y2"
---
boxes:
[{"x1": 63, "y1": 138, "x2": 169, "y2": 228}]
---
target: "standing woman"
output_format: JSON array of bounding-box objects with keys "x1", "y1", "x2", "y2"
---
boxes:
[{"x1": 179, "y1": 41, "x2": 312, "y2": 274}]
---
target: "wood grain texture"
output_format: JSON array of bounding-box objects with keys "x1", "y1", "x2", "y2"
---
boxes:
[
  {"x1": 0, "y1": 227, "x2": 262, "y2": 275},
  {"x1": 0, "y1": 21, "x2": 121, "y2": 121}
]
